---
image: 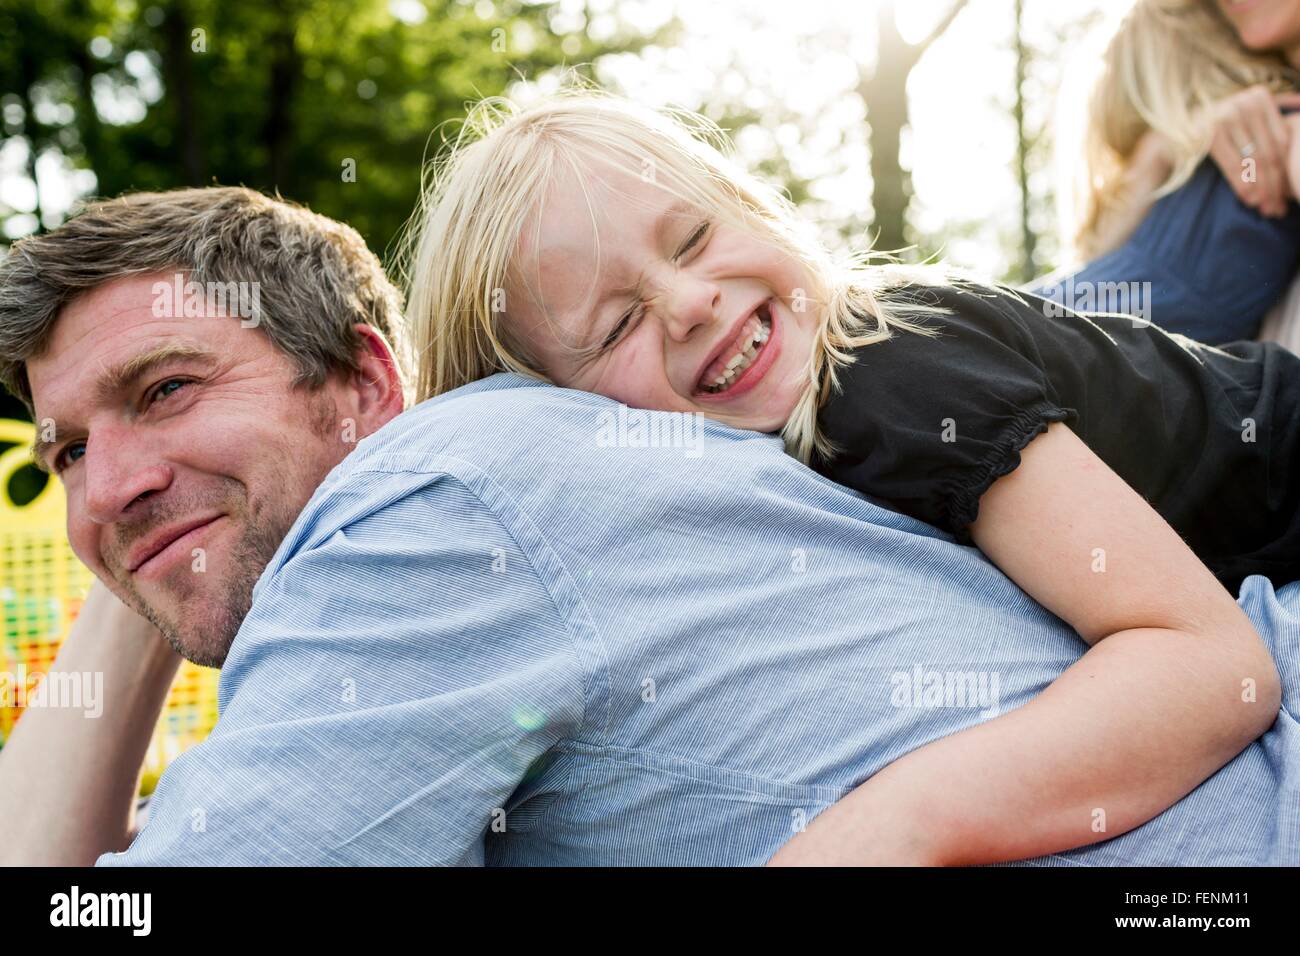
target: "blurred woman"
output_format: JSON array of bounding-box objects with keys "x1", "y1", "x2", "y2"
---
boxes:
[{"x1": 1033, "y1": 0, "x2": 1300, "y2": 344}]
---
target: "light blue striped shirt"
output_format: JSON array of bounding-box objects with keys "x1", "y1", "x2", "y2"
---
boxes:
[{"x1": 97, "y1": 373, "x2": 1300, "y2": 866}]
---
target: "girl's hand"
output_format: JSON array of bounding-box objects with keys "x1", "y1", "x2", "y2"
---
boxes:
[
  {"x1": 768, "y1": 792, "x2": 940, "y2": 866},
  {"x1": 1202, "y1": 86, "x2": 1300, "y2": 218}
]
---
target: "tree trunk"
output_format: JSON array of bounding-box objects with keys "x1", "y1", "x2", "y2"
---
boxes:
[
  {"x1": 262, "y1": 0, "x2": 299, "y2": 193},
  {"x1": 68, "y1": 0, "x2": 104, "y2": 182},
  {"x1": 859, "y1": 0, "x2": 970, "y2": 257},
  {"x1": 161, "y1": 0, "x2": 205, "y2": 186},
  {"x1": 863, "y1": 2, "x2": 910, "y2": 254},
  {"x1": 18, "y1": 17, "x2": 45, "y2": 230},
  {"x1": 1013, "y1": 0, "x2": 1037, "y2": 281}
]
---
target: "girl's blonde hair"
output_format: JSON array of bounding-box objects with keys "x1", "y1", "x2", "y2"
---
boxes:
[
  {"x1": 402, "y1": 81, "x2": 950, "y2": 463},
  {"x1": 1069, "y1": 0, "x2": 1297, "y2": 259}
]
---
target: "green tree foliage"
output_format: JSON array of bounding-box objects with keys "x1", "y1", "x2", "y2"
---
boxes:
[
  {"x1": 0, "y1": 0, "x2": 657, "y2": 255},
  {"x1": 0, "y1": 0, "x2": 659, "y2": 420}
]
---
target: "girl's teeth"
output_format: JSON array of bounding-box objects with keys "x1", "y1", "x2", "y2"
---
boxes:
[{"x1": 704, "y1": 312, "x2": 772, "y2": 393}]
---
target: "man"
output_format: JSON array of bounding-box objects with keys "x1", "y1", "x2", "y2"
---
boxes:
[
  {"x1": 0, "y1": 188, "x2": 1295, "y2": 865},
  {"x1": 0, "y1": 187, "x2": 408, "y2": 861}
]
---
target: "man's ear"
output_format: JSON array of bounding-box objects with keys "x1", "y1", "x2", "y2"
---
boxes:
[{"x1": 350, "y1": 323, "x2": 405, "y2": 433}]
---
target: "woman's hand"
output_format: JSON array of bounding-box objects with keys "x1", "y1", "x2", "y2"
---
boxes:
[
  {"x1": 1202, "y1": 86, "x2": 1300, "y2": 218},
  {"x1": 1084, "y1": 88, "x2": 1300, "y2": 258}
]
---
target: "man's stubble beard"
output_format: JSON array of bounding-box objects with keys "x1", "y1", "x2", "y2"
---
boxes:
[
  {"x1": 109, "y1": 390, "x2": 342, "y2": 669},
  {"x1": 114, "y1": 490, "x2": 298, "y2": 668}
]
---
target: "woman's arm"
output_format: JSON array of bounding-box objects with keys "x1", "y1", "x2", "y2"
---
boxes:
[
  {"x1": 1084, "y1": 130, "x2": 1173, "y2": 259},
  {"x1": 768, "y1": 422, "x2": 1281, "y2": 866},
  {"x1": 1085, "y1": 88, "x2": 1300, "y2": 260}
]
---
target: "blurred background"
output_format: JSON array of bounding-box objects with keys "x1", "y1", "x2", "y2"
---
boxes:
[{"x1": 0, "y1": 0, "x2": 1136, "y2": 423}]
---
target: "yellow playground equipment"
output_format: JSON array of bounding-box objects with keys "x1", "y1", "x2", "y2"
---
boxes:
[{"x1": 0, "y1": 419, "x2": 220, "y2": 795}]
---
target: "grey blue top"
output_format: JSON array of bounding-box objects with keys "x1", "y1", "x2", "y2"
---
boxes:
[
  {"x1": 95, "y1": 374, "x2": 1300, "y2": 865},
  {"x1": 1031, "y1": 159, "x2": 1300, "y2": 343}
]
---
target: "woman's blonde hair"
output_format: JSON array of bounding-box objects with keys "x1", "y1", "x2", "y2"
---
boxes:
[
  {"x1": 402, "y1": 81, "x2": 953, "y2": 463},
  {"x1": 1069, "y1": 0, "x2": 1298, "y2": 258}
]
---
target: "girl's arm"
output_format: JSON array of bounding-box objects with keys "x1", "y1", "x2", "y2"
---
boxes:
[{"x1": 768, "y1": 421, "x2": 1281, "y2": 866}]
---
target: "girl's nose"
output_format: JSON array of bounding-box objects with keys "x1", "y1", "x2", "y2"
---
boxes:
[{"x1": 661, "y1": 276, "x2": 721, "y2": 343}]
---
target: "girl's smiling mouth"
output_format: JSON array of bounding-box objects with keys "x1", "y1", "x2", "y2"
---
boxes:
[{"x1": 694, "y1": 299, "x2": 780, "y2": 401}]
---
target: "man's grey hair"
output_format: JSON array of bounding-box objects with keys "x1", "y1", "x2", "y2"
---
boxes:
[{"x1": 0, "y1": 186, "x2": 413, "y2": 412}]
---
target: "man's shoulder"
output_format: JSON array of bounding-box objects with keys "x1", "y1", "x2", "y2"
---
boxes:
[
  {"x1": 358, "y1": 372, "x2": 616, "y2": 465},
  {"x1": 282, "y1": 374, "x2": 779, "y2": 546},
  {"x1": 251, "y1": 371, "x2": 815, "y2": 609},
  {"x1": 341, "y1": 372, "x2": 788, "y2": 487}
]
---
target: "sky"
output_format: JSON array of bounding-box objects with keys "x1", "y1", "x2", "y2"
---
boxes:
[{"x1": 565, "y1": 0, "x2": 1139, "y2": 275}]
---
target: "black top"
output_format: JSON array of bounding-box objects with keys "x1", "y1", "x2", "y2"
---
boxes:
[{"x1": 813, "y1": 283, "x2": 1300, "y2": 594}]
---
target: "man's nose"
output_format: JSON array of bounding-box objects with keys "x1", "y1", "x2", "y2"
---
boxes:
[
  {"x1": 660, "y1": 275, "x2": 721, "y2": 343},
  {"x1": 81, "y1": 427, "x2": 173, "y2": 524}
]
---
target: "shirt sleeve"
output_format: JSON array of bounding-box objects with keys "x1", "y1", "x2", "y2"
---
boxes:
[
  {"x1": 816, "y1": 284, "x2": 1078, "y2": 542},
  {"x1": 95, "y1": 472, "x2": 586, "y2": 866}
]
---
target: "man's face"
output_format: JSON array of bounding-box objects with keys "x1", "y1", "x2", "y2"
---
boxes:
[{"x1": 26, "y1": 272, "x2": 364, "y2": 667}]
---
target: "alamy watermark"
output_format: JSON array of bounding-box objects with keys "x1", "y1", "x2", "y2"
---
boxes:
[
  {"x1": 595, "y1": 405, "x2": 704, "y2": 458},
  {"x1": 890, "y1": 665, "x2": 1001, "y2": 718},
  {"x1": 152, "y1": 273, "x2": 262, "y2": 327},
  {"x1": 1042, "y1": 276, "x2": 1153, "y2": 327},
  {"x1": 50, "y1": 886, "x2": 150, "y2": 936},
  {"x1": 0, "y1": 665, "x2": 103, "y2": 718}
]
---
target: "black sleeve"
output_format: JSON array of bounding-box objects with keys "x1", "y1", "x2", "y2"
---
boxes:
[{"x1": 815, "y1": 284, "x2": 1078, "y2": 542}]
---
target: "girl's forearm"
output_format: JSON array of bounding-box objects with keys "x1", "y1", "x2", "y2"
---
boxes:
[{"x1": 768, "y1": 626, "x2": 1279, "y2": 866}]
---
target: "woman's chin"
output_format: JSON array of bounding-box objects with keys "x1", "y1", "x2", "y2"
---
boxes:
[{"x1": 1237, "y1": 25, "x2": 1300, "y2": 52}]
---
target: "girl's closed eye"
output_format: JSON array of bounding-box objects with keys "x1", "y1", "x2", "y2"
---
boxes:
[
  {"x1": 676, "y1": 220, "x2": 711, "y2": 260},
  {"x1": 599, "y1": 220, "x2": 712, "y2": 351},
  {"x1": 602, "y1": 303, "x2": 644, "y2": 350}
]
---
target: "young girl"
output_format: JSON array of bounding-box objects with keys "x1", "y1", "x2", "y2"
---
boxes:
[{"x1": 403, "y1": 89, "x2": 1286, "y2": 865}]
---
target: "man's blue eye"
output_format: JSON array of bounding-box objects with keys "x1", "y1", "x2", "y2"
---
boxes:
[
  {"x1": 152, "y1": 379, "x2": 188, "y2": 402},
  {"x1": 56, "y1": 442, "x2": 86, "y2": 471}
]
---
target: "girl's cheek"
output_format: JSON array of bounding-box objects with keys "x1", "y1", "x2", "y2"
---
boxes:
[
  {"x1": 617, "y1": 355, "x2": 664, "y2": 405},
  {"x1": 582, "y1": 347, "x2": 643, "y2": 404},
  {"x1": 743, "y1": 238, "x2": 805, "y2": 296}
]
